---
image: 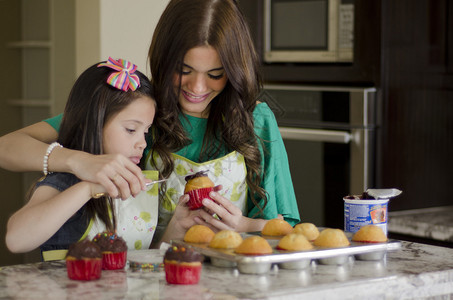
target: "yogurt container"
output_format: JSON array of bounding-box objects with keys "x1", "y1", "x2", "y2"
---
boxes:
[{"x1": 344, "y1": 197, "x2": 389, "y2": 236}]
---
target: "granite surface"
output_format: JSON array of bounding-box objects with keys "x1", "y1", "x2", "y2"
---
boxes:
[
  {"x1": 389, "y1": 206, "x2": 453, "y2": 242},
  {"x1": 1, "y1": 241, "x2": 453, "y2": 299}
]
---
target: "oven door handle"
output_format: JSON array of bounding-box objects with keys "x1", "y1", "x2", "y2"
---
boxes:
[{"x1": 279, "y1": 127, "x2": 352, "y2": 144}]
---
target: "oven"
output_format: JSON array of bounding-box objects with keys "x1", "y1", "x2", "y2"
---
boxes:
[{"x1": 260, "y1": 85, "x2": 377, "y2": 228}]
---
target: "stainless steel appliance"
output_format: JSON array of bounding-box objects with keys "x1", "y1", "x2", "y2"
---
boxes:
[
  {"x1": 261, "y1": 85, "x2": 376, "y2": 227},
  {"x1": 263, "y1": 0, "x2": 354, "y2": 63}
]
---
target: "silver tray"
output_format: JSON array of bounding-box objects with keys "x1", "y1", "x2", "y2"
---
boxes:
[{"x1": 171, "y1": 232, "x2": 401, "y2": 274}]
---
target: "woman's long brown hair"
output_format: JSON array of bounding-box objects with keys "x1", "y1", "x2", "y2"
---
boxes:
[{"x1": 148, "y1": 0, "x2": 267, "y2": 216}]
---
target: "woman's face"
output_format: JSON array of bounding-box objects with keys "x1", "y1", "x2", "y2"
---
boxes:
[{"x1": 175, "y1": 45, "x2": 228, "y2": 118}]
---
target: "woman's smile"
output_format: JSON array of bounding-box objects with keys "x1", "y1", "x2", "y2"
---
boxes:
[{"x1": 181, "y1": 90, "x2": 210, "y2": 104}]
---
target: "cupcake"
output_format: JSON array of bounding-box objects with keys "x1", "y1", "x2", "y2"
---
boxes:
[
  {"x1": 277, "y1": 233, "x2": 313, "y2": 269},
  {"x1": 184, "y1": 224, "x2": 215, "y2": 244},
  {"x1": 314, "y1": 228, "x2": 350, "y2": 248},
  {"x1": 235, "y1": 236, "x2": 273, "y2": 255},
  {"x1": 92, "y1": 231, "x2": 127, "y2": 270},
  {"x1": 208, "y1": 230, "x2": 244, "y2": 267},
  {"x1": 277, "y1": 233, "x2": 314, "y2": 251},
  {"x1": 352, "y1": 225, "x2": 388, "y2": 243},
  {"x1": 66, "y1": 238, "x2": 102, "y2": 281},
  {"x1": 184, "y1": 171, "x2": 215, "y2": 210},
  {"x1": 209, "y1": 230, "x2": 243, "y2": 249},
  {"x1": 293, "y1": 223, "x2": 320, "y2": 241},
  {"x1": 164, "y1": 245, "x2": 204, "y2": 285},
  {"x1": 261, "y1": 219, "x2": 293, "y2": 236}
]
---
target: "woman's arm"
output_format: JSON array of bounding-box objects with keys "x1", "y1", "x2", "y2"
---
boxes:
[
  {"x1": 0, "y1": 121, "x2": 147, "y2": 199},
  {"x1": 0, "y1": 122, "x2": 58, "y2": 172},
  {"x1": 5, "y1": 181, "x2": 105, "y2": 253}
]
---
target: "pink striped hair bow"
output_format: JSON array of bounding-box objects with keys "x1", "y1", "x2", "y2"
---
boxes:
[{"x1": 97, "y1": 57, "x2": 140, "y2": 91}]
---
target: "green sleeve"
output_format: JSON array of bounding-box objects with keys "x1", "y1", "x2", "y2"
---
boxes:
[
  {"x1": 248, "y1": 103, "x2": 300, "y2": 226},
  {"x1": 44, "y1": 114, "x2": 63, "y2": 132}
]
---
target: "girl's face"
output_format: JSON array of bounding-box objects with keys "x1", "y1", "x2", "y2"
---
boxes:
[
  {"x1": 175, "y1": 45, "x2": 228, "y2": 118},
  {"x1": 102, "y1": 96, "x2": 156, "y2": 164}
]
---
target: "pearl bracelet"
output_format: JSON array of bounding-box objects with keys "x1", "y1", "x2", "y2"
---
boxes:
[{"x1": 43, "y1": 142, "x2": 62, "y2": 176}]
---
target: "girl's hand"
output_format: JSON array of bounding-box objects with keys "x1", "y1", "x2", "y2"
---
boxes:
[{"x1": 69, "y1": 152, "x2": 147, "y2": 200}]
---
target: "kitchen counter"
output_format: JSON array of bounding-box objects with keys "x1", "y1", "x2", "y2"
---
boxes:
[
  {"x1": 388, "y1": 206, "x2": 453, "y2": 243},
  {"x1": 1, "y1": 241, "x2": 453, "y2": 299}
]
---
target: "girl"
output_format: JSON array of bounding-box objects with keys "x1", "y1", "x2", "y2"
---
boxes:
[{"x1": 5, "y1": 58, "x2": 157, "y2": 260}]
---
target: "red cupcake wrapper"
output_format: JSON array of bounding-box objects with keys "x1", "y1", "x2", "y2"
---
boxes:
[
  {"x1": 66, "y1": 258, "x2": 102, "y2": 281},
  {"x1": 164, "y1": 262, "x2": 201, "y2": 284},
  {"x1": 102, "y1": 251, "x2": 127, "y2": 270},
  {"x1": 186, "y1": 187, "x2": 214, "y2": 210}
]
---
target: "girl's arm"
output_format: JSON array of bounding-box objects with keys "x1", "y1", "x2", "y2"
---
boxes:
[
  {"x1": 5, "y1": 181, "x2": 105, "y2": 253},
  {"x1": 0, "y1": 121, "x2": 147, "y2": 199}
]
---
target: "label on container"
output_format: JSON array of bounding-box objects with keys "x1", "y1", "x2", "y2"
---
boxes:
[{"x1": 344, "y1": 198, "x2": 389, "y2": 235}]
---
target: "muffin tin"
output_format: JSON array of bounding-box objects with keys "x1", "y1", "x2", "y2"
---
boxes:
[{"x1": 172, "y1": 232, "x2": 401, "y2": 274}]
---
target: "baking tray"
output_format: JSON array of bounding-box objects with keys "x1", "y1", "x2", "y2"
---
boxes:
[{"x1": 171, "y1": 232, "x2": 401, "y2": 273}]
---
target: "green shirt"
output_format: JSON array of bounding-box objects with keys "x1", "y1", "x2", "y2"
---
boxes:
[{"x1": 45, "y1": 102, "x2": 300, "y2": 225}]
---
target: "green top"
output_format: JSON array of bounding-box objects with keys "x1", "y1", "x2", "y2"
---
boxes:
[{"x1": 44, "y1": 102, "x2": 300, "y2": 225}]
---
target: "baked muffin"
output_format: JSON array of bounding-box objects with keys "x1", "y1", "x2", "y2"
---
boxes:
[
  {"x1": 184, "y1": 171, "x2": 215, "y2": 210},
  {"x1": 277, "y1": 233, "x2": 314, "y2": 251},
  {"x1": 293, "y1": 223, "x2": 320, "y2": 241},
  {"x1": 261, "y1": 219, "x2": 293, "y2": 236},
  {"x1": 314, "y1": 228, "x2": 350, "y2": 248},
  {"x1": 235, "y1": 236, "x2": 273, "y2": 255},
  {"x1": 352, "y1": 225, "x2": 388, "y2": 243},
  {"x1": 164, "y1": 245, "x2": 204, "y2": 284},
  {"x1": 184, "y1": 225, "x2": 215, "y2": 244},
  {"x1": 92, "y1": 231, "x2": 127, "y2": 270},
  {"x1": 66, "y1": 238, "x2": 102, "y2": 281},
  {"x1": 209, "y1": 230, "x2": 243, "y2": 249}
]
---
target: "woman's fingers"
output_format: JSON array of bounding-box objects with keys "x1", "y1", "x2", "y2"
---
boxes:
[{"x1": 199, "y1": 192, "x2": 243, "y2": 231}]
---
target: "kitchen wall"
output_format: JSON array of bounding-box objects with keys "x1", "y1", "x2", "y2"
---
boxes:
[
  {"x1": 0, "y1": 0, "x2": 24, "y2": 267},
  {"x1": 0, "y1": 0, "x2": 169, "y2": 266}
]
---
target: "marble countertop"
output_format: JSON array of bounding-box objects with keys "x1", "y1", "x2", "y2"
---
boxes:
[
  {"x1": 2, "y1": 241, "x2": 453, "y2": 299},
  {"x1": 389, "y1": 206, "x2": 453, "y2": 242}
]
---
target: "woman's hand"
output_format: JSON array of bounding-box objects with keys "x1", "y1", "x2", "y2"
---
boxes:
[
  {"x1": 68, "y1": 152, "x2": 148, "y2": 199},
  {"x1": 195, "y1": 191, "x2": 245, "y2": 232},
  {"x1": 158, "y1": 195, "x2": 203, "y2": 245},
  {"x1": 196, "y1": 187, "x2": 268, "y2": 232}
]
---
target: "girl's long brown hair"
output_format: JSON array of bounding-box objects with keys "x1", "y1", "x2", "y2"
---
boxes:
[
  {"x1": 57, "y1": 62, "x2": 154, "y2": 231},
  {"x1": 148, "y1": 0, "x2": 267, "y2": 215}
]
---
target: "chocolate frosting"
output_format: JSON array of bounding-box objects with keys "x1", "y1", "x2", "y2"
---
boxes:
[
  {"x1": 67, "y1": 238, "x2": 102, "y2": 259},
  {"x1": 185, "y1": 171, "x2": 208, "y2": 182},
  {"x1": 92, "y1": 232, "x2": 127, "y2": 252},
  {"x1": 164, "y1": 245, "x2": 204, "y2": 263}
]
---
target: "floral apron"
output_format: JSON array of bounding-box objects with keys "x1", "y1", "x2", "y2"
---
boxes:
[
  {"x1": 42, "y1": 170, "x2": 159, "y2": 261},
  {"x1": 145, "y1": 151, "x2": 248, "y2": 243}
]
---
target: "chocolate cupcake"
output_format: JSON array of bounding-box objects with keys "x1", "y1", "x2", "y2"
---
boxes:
[
  {"x1": 164, "y1": 245, "x2": 204, "y2": 284},
  {"x1": 66, "y1": 238, "x2": 102, "y2": 280},
  {"x1": 92, "y1": 231, "x2": 127, "y2": 270}
]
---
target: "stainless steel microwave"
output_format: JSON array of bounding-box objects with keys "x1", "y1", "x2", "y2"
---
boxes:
[{"x1": 263, "y1": 0, "x2": 354, "y2": 63}]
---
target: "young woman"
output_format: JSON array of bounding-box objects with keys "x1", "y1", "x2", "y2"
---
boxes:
[
  {"x1": 0, "y1": 0, "x2": 300, "y2": 246},
  {"x1": 5, "y1": 58, "x2": 157, "y2": 260}
]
